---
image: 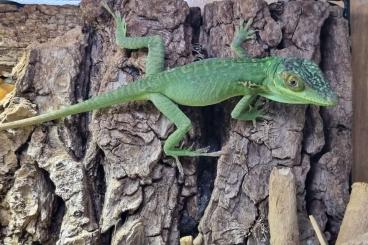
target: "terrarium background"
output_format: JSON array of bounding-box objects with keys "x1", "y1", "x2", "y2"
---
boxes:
[{"x1": 0, "y1": 0, "x2": 353, "y2": 244}]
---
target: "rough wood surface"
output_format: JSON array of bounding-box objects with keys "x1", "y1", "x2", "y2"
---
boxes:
[
  {"x1": 351, "y1": 0, "x2": 368, "y2": 182},
  {"x1": 0, "y1": 0, "x2": 351, "y2": 244},
  {"x1": 339, "y1": 232, "x2": 368, "y2": 245},
  {"x1": 0, "y1": 4, "x2": 82, "y2": 74},
  {"x1": 336, "y1": 183, "x2": 368, "y2": 244},
  {"x1": 268, "y1": 167, "x2": 299, "y2": 245}
]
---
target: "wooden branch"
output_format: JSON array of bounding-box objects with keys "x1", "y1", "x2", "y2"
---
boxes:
[
  {"x1": 268, "y1": 167, "x2": 300, "y2": 245},
  {"x1": 193, "y1": 234, "x2": 203, "y2": 245},
  {"x1": 336, "y1": 183, "x2": 368, "y2": 244},
  {"x1": 309, "y1": 215, "x2": 328, "y2": 245},
  {"x1": 352, "y1": 0, "x2": 368, "y2": 181},
  {"x1": 180, "y1": 236, "x2": 193, "y2": 245}
]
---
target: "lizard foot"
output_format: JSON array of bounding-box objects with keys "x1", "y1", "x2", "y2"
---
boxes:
[
  {"x1": 192, "y1": 146, "x2": 225, "y2": 157},
  {"x1": 235, "y1": 104, "x2": 271, "y2": 128},
  {"x1": 165, "y1": 147, "x2": 225, "y2": 181},
  {"x1": 166, "y1": 146, "x2": 224, "y2": 158},
  {"x1": 248, "y1": 105, "x2": 269, "y2": 128},
  {"x1": 114, "y1": 13, "x2": 127, "y2": 37},
  {"x1": 101, "y1": 1, "x2": 127, "y2": 36},
  {"x1": 237, "y1": 18, "x2": 256, "y2": 41}
]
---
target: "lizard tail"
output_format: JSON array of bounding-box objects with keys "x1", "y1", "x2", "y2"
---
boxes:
[{"x1": 0, "y1": 80, "x2": 148, "y2": 130}]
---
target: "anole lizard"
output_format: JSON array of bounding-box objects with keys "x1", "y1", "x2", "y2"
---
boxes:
[{"x1": 0, "y1": 3, "x2": 338, "y2": 174}]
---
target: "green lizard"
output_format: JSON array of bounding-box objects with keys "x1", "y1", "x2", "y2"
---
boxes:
[{"x1": 0, "y1": 4, "x2": 337, "y2": 172}]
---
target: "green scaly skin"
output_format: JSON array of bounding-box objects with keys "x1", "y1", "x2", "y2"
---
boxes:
[{"x1": 0, "y1": 3, "x2": 338, "y2": 171}]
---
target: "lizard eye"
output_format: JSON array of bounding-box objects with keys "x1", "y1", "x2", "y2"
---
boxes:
[
  {"x1": 283, "y1": 74, "x2": 305, "y2": 92},
  {"x1": 288, "y1": 79, "x2": 297, "y2": 87}
]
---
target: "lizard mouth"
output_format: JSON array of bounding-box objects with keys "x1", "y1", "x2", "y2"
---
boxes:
[
  {"x1": 260, "y1": 91, "x2": 338, "y2": 107},
  {"x1": 305, "y1": 93, "x2": 338, "y2": 106}
]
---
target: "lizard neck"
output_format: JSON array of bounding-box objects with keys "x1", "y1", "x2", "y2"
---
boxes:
[{"x1": 235, "y1": 56, "x2": 282, "y2": 93}]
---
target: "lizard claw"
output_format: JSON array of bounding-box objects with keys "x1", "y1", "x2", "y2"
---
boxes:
[{"x1": 244, "y1": 17, "x2": 254, "y2": 29}]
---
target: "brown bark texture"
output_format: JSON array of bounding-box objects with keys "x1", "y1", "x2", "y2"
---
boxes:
[
  {"x1": 0, "y1": 3, "x2": 82, "y2": 74},
  {"x1": 0, "y1": 0, "x2": 351, "y2": 244}
]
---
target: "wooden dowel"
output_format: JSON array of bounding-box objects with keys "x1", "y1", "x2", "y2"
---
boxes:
[
  {"x1": 180, "y1": 236, "x2": 193, "y2": 245},
  {"x1": 309, "y1": 215, "x2": 328, "y2": 245},
  {"x1": 352, "y1": 0, "x2": 368, "y2": 182},
  {"x1": 336, "y1": 183, "x2": 368, "y2": 244},
  {"x1": 268, "y1": 167, "x2": 300, "y2": 245}
]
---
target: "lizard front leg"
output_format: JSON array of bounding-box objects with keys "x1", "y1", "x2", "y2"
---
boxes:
[
  {"x1": 149, "y1": 94, "x2": 222, "y2": 176},
  {"x1": 102, "y1": 3, "x2": 165, "y2": 75},
  {"x1": 231, "y1": 19, "x2": 255, "y2": 58},
  {"x1": 231, "y1": 95, "x2": 266, "y2": 127}
]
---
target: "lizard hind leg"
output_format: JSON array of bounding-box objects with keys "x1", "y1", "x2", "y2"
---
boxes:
[
  {"x1": 149, "y1": 94, "x2": 223, "y2": 173},
  {"x1": 101, "y1": 2, "x2": 165, "y2": 75}
]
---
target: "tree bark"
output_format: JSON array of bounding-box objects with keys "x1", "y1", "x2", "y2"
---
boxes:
[{"x1": 0, "y1": 0, "x2": 351, "y2": 244}]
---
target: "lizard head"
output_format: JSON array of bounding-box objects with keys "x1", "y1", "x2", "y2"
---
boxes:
[{"x1": 261, "y1": 58, "x2": 338, "y2": 106}]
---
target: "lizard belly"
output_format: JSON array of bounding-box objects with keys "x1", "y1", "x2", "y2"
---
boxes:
[{"x1": 163, "y1": 81, "x2": 241, "y2": 106}]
